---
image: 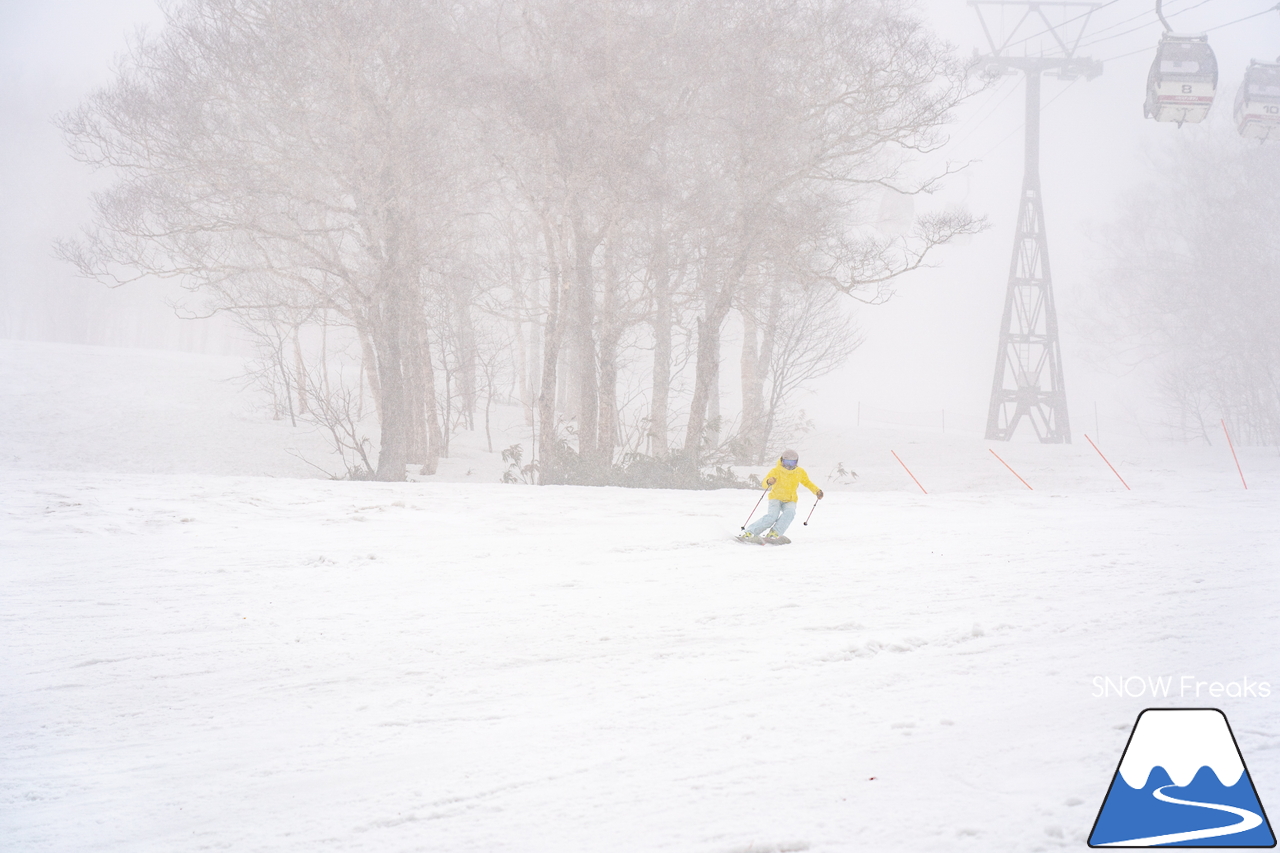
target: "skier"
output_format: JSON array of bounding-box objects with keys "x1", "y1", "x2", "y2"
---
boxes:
[{"x1": 738, "y1": 449, "x2": 823, "y2": 544}]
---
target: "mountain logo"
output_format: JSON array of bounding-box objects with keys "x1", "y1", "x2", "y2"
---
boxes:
[{"x1": 1089, "y1": 708, "x2": 1275, "y2": 847}]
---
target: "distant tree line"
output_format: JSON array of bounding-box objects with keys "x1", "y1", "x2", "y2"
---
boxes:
[
  {"x1": 1093, "y1": 128, "x2": 1280, "y2": 445},
  {"x1": 59, "y1": 0, "x2": 980, "y2": 482}
]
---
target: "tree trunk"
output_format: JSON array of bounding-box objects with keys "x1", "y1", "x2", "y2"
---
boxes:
[
  {"x1": 372, "y1": 194, "x2": 414, "y2": 482},
  {"x1": 754, "y1": 276, "x2": 784, "y2": 462},
  {"x1": 293, "y1": 329, "x2": 309, "y2": 415},
  {"x1": 707, "y1": 358, "x2": 720, "y2": 449},
  {"x1": 452, "y1": 285, "x2": 477, "y2": 430},
  {"x1": 571, "y1": 215, "x2": 600, "y2": 472},
  {"x1": 514, "y1": 312, "x2": 534, "y2": 427},
  {"x1": 275, "y1": 330, "x2": 296, "y2": 426},
  {"x1": 738, "y1": 295, "x2": 762, "y2": 465},
  {"x1": 596, "y1": 233, "x2": 621, "y2": 472},
  {"x1": 358, "y1": 326, "x2": 382, "y2": 422},
  {"x1": 649, "y1": 221, "x2": 672, "y2": 459},
  {"x1": 683, "y1": 304, "x2": 729, "y2": 461},
  {"x1": 523, "y1": 315, "x2": 539, "y2": 426},
  {"x1": 405, "y1": 339, "x2": 425, "y2": 469},
  {"x1": 320, "y1": 309, "x2": 331, "y2": 402},
  {"x1": 439, "y1": 331, "x2": 452, "y2": 458},
  {"x1": 683, "y1": 281, "x2": 735, "y2": 462},
  {"x1": 404, "y1": 319, "x2": 430, "y2": 471},
  {"x1": 509, "y1": 243, "x2": 536, "y2": 427},
  {"x1": 557, "y1": 343, "x2": 573, "y2": 425},
  {"x1": 536, "y1": 217, "x2": 568, "y2": 482},
  {"x1": 373, "y1": 319, "x2": 409, "y2": 481},
  {"x1": 685, "y1": 237, "x2": 754, "y2": 462},
  {"x1": 420, "y1": 324, "x2": 443, "y2": 475}
]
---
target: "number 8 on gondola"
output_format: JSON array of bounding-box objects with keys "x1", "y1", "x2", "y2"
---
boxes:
[{"x1": 1144, "y1": 33, "x2": 1217, "y2": 126}]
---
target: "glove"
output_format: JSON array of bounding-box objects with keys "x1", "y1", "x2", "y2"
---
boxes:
[
  {"x1": 816, "y1": 489, "x2": 824, "y2": 499},
  {"x1": 766, "y1": 477, "x2": 776, "y2": 485}
]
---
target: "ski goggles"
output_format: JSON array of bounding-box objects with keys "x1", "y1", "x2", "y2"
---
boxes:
[{"x1": 781, "y1": 458, "x2": 798, "y2": 469}]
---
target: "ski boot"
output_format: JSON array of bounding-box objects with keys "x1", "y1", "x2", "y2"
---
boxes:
[
  {"x1": 737, "y1": 530, "x2": 763, "y2": 544},
  {"x1": 762, "y1": 529, "x2": 791, "y2": 545}
]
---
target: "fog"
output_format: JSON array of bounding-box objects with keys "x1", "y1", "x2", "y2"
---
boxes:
[
  {"x1": 5, "y1": 6, "x2": 1279, "y2": 848},
  {"x1": 830, "y1": 0, "x2": 1280, "y2": 442},
  {"x1": 2, "y1": 0, "x2": 1278, "y2": 474}
]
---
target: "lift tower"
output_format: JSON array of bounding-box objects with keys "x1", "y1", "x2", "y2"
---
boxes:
[{"x1": 973, "y1": 2, "x2": 1101, "y2": 443}]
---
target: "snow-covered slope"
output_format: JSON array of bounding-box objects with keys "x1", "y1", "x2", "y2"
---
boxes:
[
  {"x1": 2, "y1": 340, "x2": 1278, "y2": 853},
  {"x1": 0, "y1": 339, "x2": 336, "y2": 477},
  {"x1": 3, "y1": 337, "x2": 1277, "y2": 492}
]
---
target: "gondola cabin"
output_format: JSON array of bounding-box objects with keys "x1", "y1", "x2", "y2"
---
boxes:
[
  {"x1": 1235, "y1": 60, "x2": 1280, "y2": 141},
  {"x1": 1144, "y1": 34, "x2": 1217, "y2": 125}
]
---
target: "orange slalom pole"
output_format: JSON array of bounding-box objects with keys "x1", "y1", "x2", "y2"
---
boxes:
[
  {"x1": 1222, "y1": 419, "x2": 1248, "y2": 490},
  {"x1": 891, "y1": 450, "x2": 927, "y2": 494},
  {"x1": 989, "y1": 448, "x2": 1033, "y2": 490},
  {"x1": 1084, "y1": 434, "x2": 1130, "y2": 490}
]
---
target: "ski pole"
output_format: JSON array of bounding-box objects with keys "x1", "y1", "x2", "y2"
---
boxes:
[
  {"x1": 741, "y1": 486, "x2": 769, "y2": 530},
  {"x1": 803, "y1": 498, "x2": 819, "y2": 526}
]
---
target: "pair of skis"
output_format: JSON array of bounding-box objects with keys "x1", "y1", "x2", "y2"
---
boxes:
[
  {"x1": 737, "y1": 483, "x2": 820, "y2": 545},
  {"x1": 736, "y1": 532, "x2": 791, "y2": 546}
]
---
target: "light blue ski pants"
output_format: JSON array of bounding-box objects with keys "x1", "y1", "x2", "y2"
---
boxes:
[{"x1": 748, "y1": 499, "x2": 796, "y2": 536}]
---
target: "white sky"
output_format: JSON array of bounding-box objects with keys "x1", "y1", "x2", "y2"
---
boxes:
[
  {"x1": 3, "y1": 0, "x2": 1278, "y2": 440},
  {"x1": 0, "y1": 0, "x2": 167, "y2": 259},
  {"x1": 0, "y1": 1, "x2": 171, "y2": 344}
]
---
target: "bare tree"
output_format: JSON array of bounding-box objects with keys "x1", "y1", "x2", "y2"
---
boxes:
[
  {"x1": 757, "y1": 283, "x2": 862, "y2": 460},
  {"x1": 57, "y1": 0, "x2": 983, "y2": 484},
  {"x1": 1091, "y1": 128, "x2": 1280, "y2": 444},
  {"x1": 673, "y1": 0, "x2": 981, "y2": 464},
  {"x1": 57, "y1": 0, "x2": 473, "y2": 480}
]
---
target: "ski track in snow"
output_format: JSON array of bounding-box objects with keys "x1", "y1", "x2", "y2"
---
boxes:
[{"x1": 3, "y1": 472, "x2": 1279, "y2": 852}]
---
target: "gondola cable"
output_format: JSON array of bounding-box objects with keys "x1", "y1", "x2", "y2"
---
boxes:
[
  {"x1": 1203, "y1": 3, "x2": 1280, "y2": 33},
  {"x1": 969, "y1": 79, "x2": 1084, "y2": 164},
  {"x1": 948, "y1": 78, "x2": 1024, "y2": 153},
  {"x1": 1096, "y1": 2, "x2": 1280, "y2": 63},
  {"x1": 994, "y1": 0, "x2": 1125, "y2": 55},
  {"x1": 1075, "y1": 0, "x2": 1220, "y2": 53},
  {"x1": 1081, "y1": 0, "x2": 1202, "y2": 45},
  {"x1": 998, "y1": 0, "x2": 1206, "y2": 58}
]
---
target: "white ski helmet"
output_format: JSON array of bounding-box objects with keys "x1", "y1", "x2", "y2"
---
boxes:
[{"x1": 780, "y1": 449, "x2": 799, "y2": 461}]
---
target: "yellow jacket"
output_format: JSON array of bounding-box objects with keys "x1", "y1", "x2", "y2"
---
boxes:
[{"x1": 761, "y1": 462, "x2": 820, "y2": 503}]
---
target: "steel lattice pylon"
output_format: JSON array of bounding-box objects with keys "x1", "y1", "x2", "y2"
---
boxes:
[
  {"x1": 972, "y1": 2, "x2": 1102, "y2": 443},
  {"x1": 985, "y1": 70, "x2": 1070, "y2": 442}
]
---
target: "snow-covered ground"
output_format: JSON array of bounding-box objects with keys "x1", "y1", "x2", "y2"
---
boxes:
[
  {"x1": 3, "y1": 340, "x2": 1279, "y2": 852},
  {"x1": 0, "y1": 340, "x2": 335, "y2": 478}
]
